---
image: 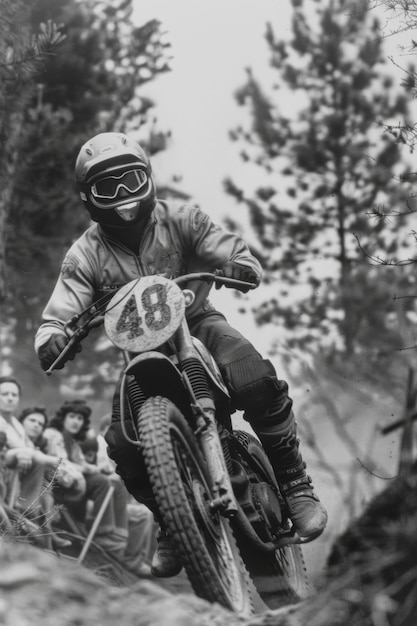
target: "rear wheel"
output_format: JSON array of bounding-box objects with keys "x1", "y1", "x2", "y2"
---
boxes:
[
  {"x1": 233, "y1": 430, "x2": 311, "y2": 608},
  {"x1": 137, "y1": 396, "x2": 259, "y2": 615}
]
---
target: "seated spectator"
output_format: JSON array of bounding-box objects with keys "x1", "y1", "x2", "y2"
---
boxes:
[
  {"x1": 79, "y1": 435, "x2": 99, "y2": 467},
  {"x1": 80, "y1": 430, "x2": 153, "y2": 576},
  {"x1": 18, "y1": 406, "x2": 73, "y2": 549},
  {"x1": 0, "y1": 377, "x2": 63, "y2": 517},
  {"x1": 44, "y1": 400, "x2": 130, "y2": 561},
  {"x1": 0, "y1": 429, "x2": 49, "y2": 544},
  {"x1": 0, "y1": 431, "x2": 9, "y2": 503},
  {"x1": 97, "y1": 414, "x2": 157, "y2": 572}
]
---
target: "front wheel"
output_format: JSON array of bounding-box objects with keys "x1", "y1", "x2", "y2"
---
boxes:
[{"x1": 137, "y1": 396, "x2": 260, "y2": 615}]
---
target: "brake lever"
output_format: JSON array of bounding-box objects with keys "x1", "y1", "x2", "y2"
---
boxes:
[
  {"x1": 45, "y1": 332, "x2": 85, "y2": 376},
  {"x1": 45, "y1": 315, "x2": 103, "y2": 376}
]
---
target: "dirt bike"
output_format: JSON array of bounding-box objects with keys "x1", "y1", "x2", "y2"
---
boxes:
[{"x1": 46, "y1": 272, "x2": 311, "y2": 616}]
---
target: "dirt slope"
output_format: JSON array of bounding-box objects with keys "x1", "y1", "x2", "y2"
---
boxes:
[{"x1": 1, "y1": 462, "x2": 416, "y2": 626}]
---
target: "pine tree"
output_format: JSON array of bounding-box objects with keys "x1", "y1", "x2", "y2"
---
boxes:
[
  {"x1": 1, "y1": 0, "x2": 173, "y2": 396},
  {"x1": 226, "y1": 0, "x2": 416, "y2": 362},
  {"x1": 0, "y1": 1, "x2": 65, "y2": 305}
]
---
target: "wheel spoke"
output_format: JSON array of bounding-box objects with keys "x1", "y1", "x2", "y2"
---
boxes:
[{"x1": 171, "y1": 425, "x2": 245, "y2": 605}]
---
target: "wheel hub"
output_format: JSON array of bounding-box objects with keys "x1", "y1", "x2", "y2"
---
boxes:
[{"x1": 193, "y1": 480, "x2": 221, "y2": 541}]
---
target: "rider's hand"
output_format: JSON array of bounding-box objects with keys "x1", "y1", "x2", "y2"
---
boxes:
[
  {"x1": 38, "y1": 333, "x2": 82, "y2": 371},
  {"x1": 217, "y1": 261, "x2": 260, "y2": 293}
]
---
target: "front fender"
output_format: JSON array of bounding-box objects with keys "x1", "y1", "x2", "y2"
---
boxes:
[{"x1": 124, "y1": 352, "x2": 190, "y2": 415}]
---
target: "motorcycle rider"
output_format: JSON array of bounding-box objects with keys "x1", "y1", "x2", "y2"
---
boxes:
[{"x1": 35, "y1": 132, "x2": 328, "y2": 577}]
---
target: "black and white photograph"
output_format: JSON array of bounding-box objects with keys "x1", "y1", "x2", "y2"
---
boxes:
[{"x1": 1, "y1": 0, "x2": 417, "y2": 624}]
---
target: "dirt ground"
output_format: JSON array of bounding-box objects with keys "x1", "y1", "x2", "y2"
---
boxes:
[{"x1": 0, "y1": 539, "x2": 250, "y2": 626}]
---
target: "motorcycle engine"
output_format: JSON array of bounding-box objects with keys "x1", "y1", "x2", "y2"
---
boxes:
[{"x1": 252, "y1": 483, "x2": 283, "y2": 531}]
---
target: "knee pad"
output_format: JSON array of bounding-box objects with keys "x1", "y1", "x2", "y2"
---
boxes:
[
  {"x1": 222, "y1": 355, "x2": 285, "y2": 414},
  {"x1": 249, "y1": 386, "x2": 294, "y2": 427}
]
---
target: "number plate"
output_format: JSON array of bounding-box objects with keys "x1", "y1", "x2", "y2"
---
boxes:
[{"x1": 104, "y1": 275, "x2": 185, "y2": 352}]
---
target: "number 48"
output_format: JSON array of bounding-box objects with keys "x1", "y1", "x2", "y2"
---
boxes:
[{"x1": 116, "y1": 284, "x2": 171, "y2": 339}]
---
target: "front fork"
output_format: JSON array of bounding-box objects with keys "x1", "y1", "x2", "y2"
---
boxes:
[{"x1": 175, "y1": 322, "x2": 238, "y2": 517}]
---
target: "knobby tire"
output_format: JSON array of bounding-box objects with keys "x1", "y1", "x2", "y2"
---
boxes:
[{"x1": 137, "y1": 396, "x2": 259, "y2": 616}]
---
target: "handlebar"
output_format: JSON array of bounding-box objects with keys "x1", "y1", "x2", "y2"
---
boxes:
[
  {"x1": 174, "y1": 271, "x2": 258, "y2": 291},
  {"x1": 45, "y1": 272, "x2": 257, "y2": 375}
]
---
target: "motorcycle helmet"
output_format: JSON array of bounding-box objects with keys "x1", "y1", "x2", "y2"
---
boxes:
[{"x1": 74, "y1": 132, "x2": 156, "y2": 228}]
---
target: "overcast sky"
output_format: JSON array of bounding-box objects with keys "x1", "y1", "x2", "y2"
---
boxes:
[{"x1": 133, "y1": 1, "x2": 292, "y2": 222}]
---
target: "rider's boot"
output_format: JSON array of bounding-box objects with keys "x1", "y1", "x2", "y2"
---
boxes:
[
  {"x1": 126, "y1": 485, "x2": 183, "y2": 577},
  {"x1": 251, "y1": 409, "x2": 328, "y2": 542}
]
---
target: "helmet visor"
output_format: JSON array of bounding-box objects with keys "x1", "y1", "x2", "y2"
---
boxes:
[{"x1": 91, "y1": 169, "x2": 148, "y2": 201}]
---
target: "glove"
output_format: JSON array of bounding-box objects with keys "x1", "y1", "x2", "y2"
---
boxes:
[
  {"x1": 38, "y1": 333, "x2": 82, "y2": 371},
  {"x1": 217, "y1": 261, "x2": 260, "y2": 293}
]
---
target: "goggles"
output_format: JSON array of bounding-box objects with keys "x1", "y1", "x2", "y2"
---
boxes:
[{"x1": 91, "y1": 169, "x2": 148, "y2": 200}]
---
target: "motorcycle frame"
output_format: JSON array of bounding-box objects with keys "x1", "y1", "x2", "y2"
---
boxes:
[{"x1": 119, "y1": 315, "x2": 239, "y2": 517}]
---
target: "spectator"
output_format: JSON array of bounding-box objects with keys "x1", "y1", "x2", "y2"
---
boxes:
[
  {"x1": 18, "y1": 407, "x2": 49, "y2": 451},
  {"x1": 80, "y1": 429, "x2": 153, "y2": 576},
  {"x1": 0, "y1": 429, "x2": 46, "y2": 543},
  {"x1": 0, "y1": 431, "x2": 9, "y2": 503},
  {"x1": 78, "y1": 435, "x2": 98, "y2": 466},
  {"x1": 0, "y1": 376, "x2": 63, "y2": 516},
  {"x1": 43, "y1": 400, "x2": 130, "y2": 561},
  {"x1": 18, "y1": 406, "x2": 72, "y2": 549}
]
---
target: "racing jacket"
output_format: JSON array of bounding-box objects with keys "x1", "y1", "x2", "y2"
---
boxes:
[{"x1": 35, "y1": 200, "x2": 263, "y2": 351}]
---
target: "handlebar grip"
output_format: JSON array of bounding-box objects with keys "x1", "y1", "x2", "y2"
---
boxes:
[
  {"x1": 215, "y1": 276, "x2": 257, "y2": 290},
  {"x1": 213, "y1": 271, "x2": 257, "y2": 291}
]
